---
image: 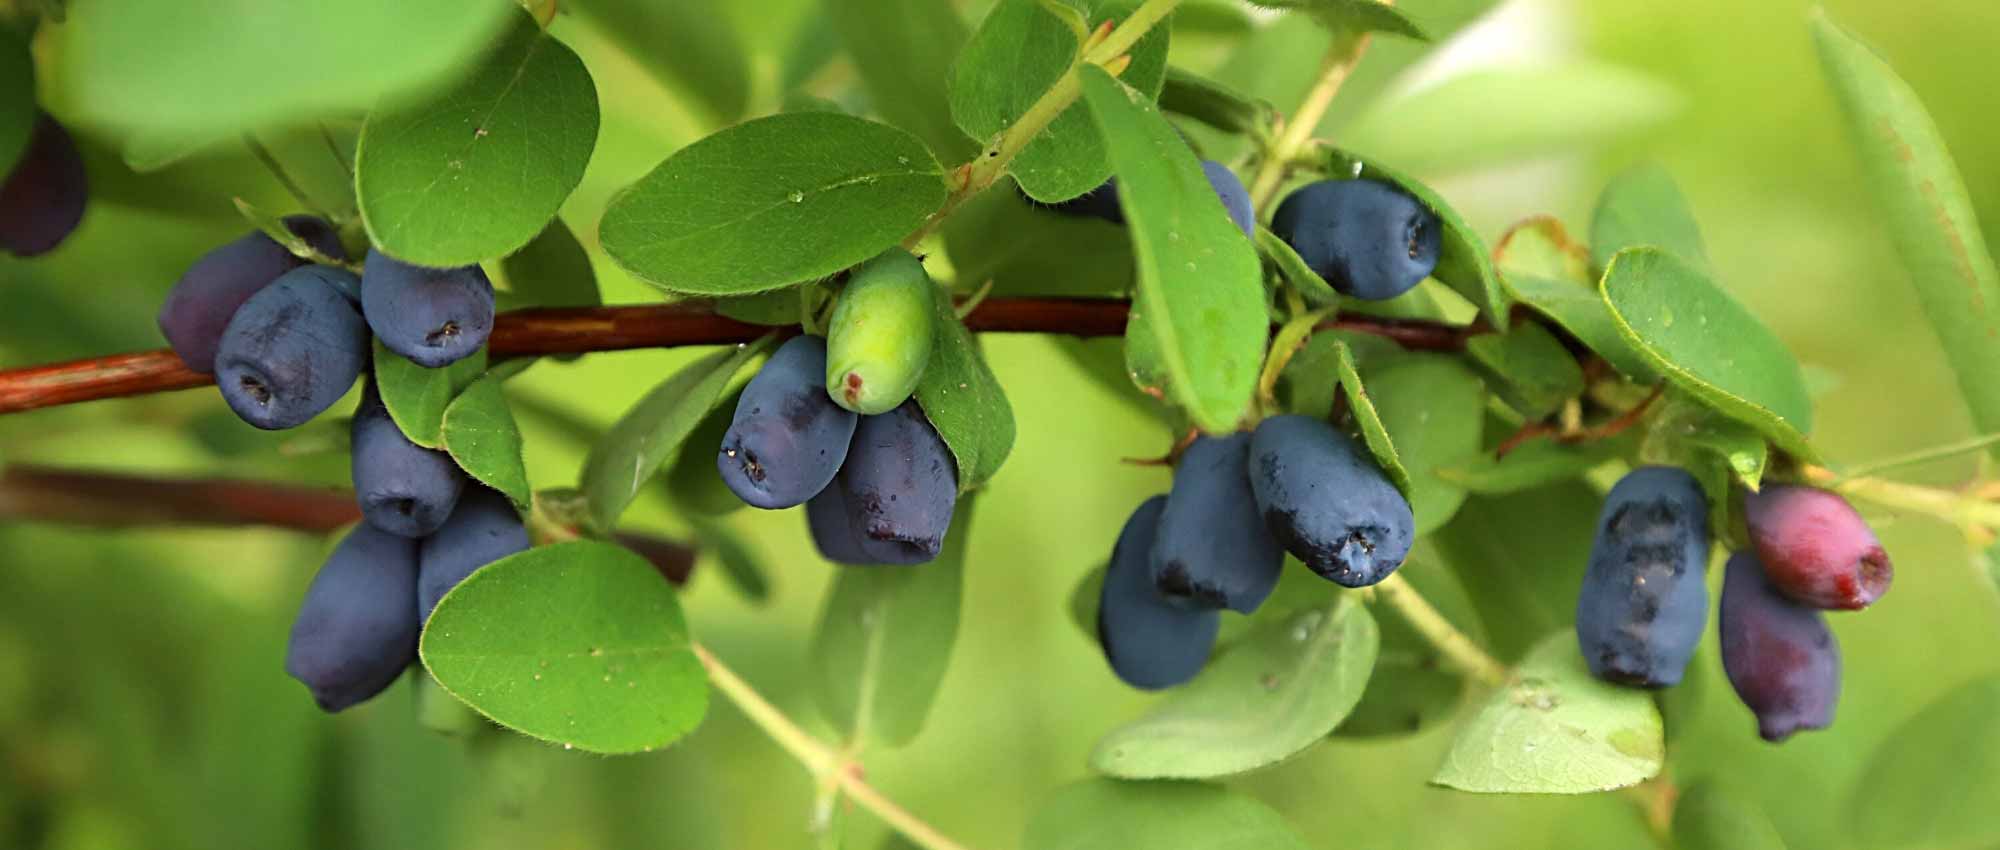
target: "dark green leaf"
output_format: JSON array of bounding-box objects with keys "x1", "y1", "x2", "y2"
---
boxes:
[
  {"x1": 1256, "y1": 225, "x2": 1341, "y2": 307},
  {"x1": 810, "y1": 498, "x2": 976, "y2": 747},
  {"x1": 1814, "y1": 12, "x2": 2000, "y2": 462},
  {"x1": 944, "y1": 189, "x2": 1136, "y2": 298},
  {"x1": 1091, "y1": 597, "x2": 1377, "y2": 778},
  {"x1": 1465, "y1": 324, "x2": 1586, "y2": 420},
  {"x1": 0, "y1": 28, "x2": 34, "y2": 174},
  {"x1": 1274, "y1": 333, "x2": 1344, "y2": 420},
  {"x1": 1601, "y1": 247, "x2": 1814, "y2": 459},
  {"x1": 499, "y1": 218, "x2": 601, "y2": 309},
  {"x1": 1338, "y1": 557, "x2": 1480, "y2": 737},
  {"x1": 951, "y1": 0, "x2": 1172, "y2": 202},
  {"x1": 1645, "y1": 393, "x2": 1769, "y2": 492},
  {"x1": 1081, "y1": 66, "x2": 1266, "y2": 433},
  {"x1": 599, "y1": 113, "x2": 946, "y2": 295},
  {"x1": 1068, "y1": 563, "x2": 1108, "y2": 637},
  {"x1": 1436, "y1": 435, "x2": 1631, "y2": 495},
  {"x1": 579, "y1": 340, "x2": 771, "y2": 532},
  {"x1": 1332, "y1": 338, "x2": 1415, "y2": 494},
  {"x1": 713, "y1": 289, "x2": 809, "y2": 327},
  {"x1": 373, "y1": 339, "x2": 489, "y2": 449},
  {"x1": 826, "y1": 0, "x2": 976, "y2": 161},
  {"x1": 1673, "y1": 780, "x2": 1788, "y2": 850},
  {"x1": 1848, "y1": 675, "x2": 2000, "y2": 849},
  {"x1": 1432, "y1": 632, "x2": 1664, "y2": 794},
  {"x1": 441, "y1": 371, "x2": 531, "y2": 508},
  {"x1": 356, "y1": 11, "x2": 599, "y2": 266},
  {"x1": 1159, "y1": 67, "x2": 1271, "y2": 136},
  {"x1": 1243, "y1": 0, "x2": 1427, "y2": 39},
  {"x1": 1589, "y1": 163, "x2": 1709, "y2": 274},
  {"x1": 664, "y1": 385, "x2": 749, "y2": 517},
  {"x1": 1362, "y1": 353, "x2": 1486, "y2": 533},
  {"x1": 564, "y1": 0, "x2": 749, "y2": 123},
  {"x1": 421, "y1": 540, "x2": 706, "y2": 755},
  {"x1": 1429, "y1": 481, "x2": 1599, "y2": 662},
  {"x1": 1323, "y1": 148, "x2": 1511, "y2": 324},
  {"x1": 1024, "y1": 779, "x2": 1311, "y2": 850},
  {"x1": 55, "y1": 0, "x2": 513, "y2": 136},
  {"x1": 688, "y1": 517, "x2": 770, "y2": 603},
  {"x1": 1494, "y1": 217, "x2": 1657, "y2": 380},
  {"x1": 915, "y1": 303, "x2": 1015, "y2": 491}
]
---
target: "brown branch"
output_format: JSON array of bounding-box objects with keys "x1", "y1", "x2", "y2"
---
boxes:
[
  {"x1": 0, "y1": 464, "x2": 697, "y2": 584},
  {"x1": 0, "y1": 298, "x2": 1474, "y2": 416}
]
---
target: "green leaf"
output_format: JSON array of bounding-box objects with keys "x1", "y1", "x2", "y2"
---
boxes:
[
  {"x1": 563, "y1": 0, "x2": 748, "y2": 123},
  {"x1": 1331, "y1": 339, "x2": 1415, "y2": 494},
  {"x1": 231, "y1": 197, "x2": 344, "y2": 266},
  {"x1": 1338, "y1": 557, "x2": 1480, "y2": 737},
  {"x1": 1848, "y1": 675, "x2": 2000, "y2": 849},
  {"x1": 1673, "y1": 780, "x2": 1788, "y2": 850},
  {"x1": 825, "y1": 0, "x2": 976, "y2": 161},
  {"x1": 1242, "y1": 0, "x2": 1427, "y2": 39},
  {"x1": 372, "y1": 340, "x2": 489, "y2": 449},
  {"x1": 1274, "y1": 333, "x2": 1344, "y2": 420},
  {"x1": 1589, "y1": 163, "x2": 1710, "y2": 274},
  {"x1": 579, "y1": 340, "x2": 771, "y2": 532},
  {"x1": 688, "y1": 517, "x2": 771, "y2": 603},
  {"x1": 1081, "y1": 67, "x2": 1265, "y2": 433},
  {"x1": 441, "y1": 371, "x2": 531, "y2": 508},
  {"x1": 0, "y1": 28, "x2": 34, "y2": 174},
  {"x1": 55, "y1": 0, "x2": 513, "y2": 136},
  {"x1": 356, "y1": 11, "x2": 599, "y2": 266},
  {"x1": 1436, "y1": 434, "x2": 1631, "y2": 495},
  {"x1": 715, "y1": 288, "x2": 815, "y2": 327},
  {"x1": 810, "y1": 499, "x2": 975, "y2": 747},
  {"x1": 943, "y1": 189, "x2": 1135, "y2": 298},
  {"x1": 1494, "y1": 217, "x2": 1657, "y2": 381},
  {"x1": 1433, "y1": 632, "x2": 1664, "y2": 794},
  {"x1": 1024, "y1": 779, "x2": 1311, "y2": 850},
  {"x1": 1464, "y1": 324, "x2": 1586, "y2": 420},
  {"x1": 1068, "y1": 564, "x2": 1108, "y2": 637},
  {"x1": 1429, "y1": 482, "x2": 1599, "y2": 662},
  {"x1": 664, "y1": 384, "x2": 748, "y2": 517},
  {"x1": 950, "y1": 0, "x2": 1172, "y2": 203},
  {"x1": 1362, "y1": 353, "x2": 1486, "y2": 534},
  {"x1": 1091, "y1": 597, "x2": 1377, "y2": 779},
  {"x1": 1601, "y1": 247, "x2": 1815, "y2": 459},
  {"x1": 1323, "y1": 148, "x2": 1512, "y2": 325},
  {"x1": 1256, "y1": 226, "x2": 1341, "y2": 308},
  {"x1": 498, "y1": 218, "x2": 601, "y2": 309},
  {"x1": 421, "y1": 540, "x2": 706, "y2": 755},
  {"x1": 1159, "y1": 67, "x2": 1272, "y2": 136},
  {"x1": 1645, "y1": 393, "x2": 1769, "y2": 492},
  {"x1": 599, "y1": 113, "x2": 946, "y2": 296},
  {"x1": 914, "y1": 302, "x2": 1015, "y2": 491},
  {"x1": 1813, "y1": 12, "x2": 2000, "y2": 461}
]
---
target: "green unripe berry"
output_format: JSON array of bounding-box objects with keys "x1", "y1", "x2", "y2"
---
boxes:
[{"x1": 825, "y1": 249, "x2": 937, "y2": 415}]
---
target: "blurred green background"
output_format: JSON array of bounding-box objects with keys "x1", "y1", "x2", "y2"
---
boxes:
[{"x1": 2, "y1": 0, "x2": 1997, "y2": 848}]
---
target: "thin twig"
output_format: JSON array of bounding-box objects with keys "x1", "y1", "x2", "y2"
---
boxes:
[
  {"x1": 1370, "y1": 572, "x2": 1511, "y2": 687},
  {"x1": 1247, "y1": 7, "x2": 1391, "y2": 209}
]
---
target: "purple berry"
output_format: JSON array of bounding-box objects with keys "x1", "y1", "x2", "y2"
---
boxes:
[
  {"x1": 0, "y1": 112, "x2": 86, "y2": 258},
  {"x1": 158, "y1": 216, "x2": 345, "y2": 372},
  {"x1": 1743, "y1": 485, "x2": 1891, "y2": 610},
  {"x1": 1720, "y1": 551, "x2": 1840, "y2": 742}
]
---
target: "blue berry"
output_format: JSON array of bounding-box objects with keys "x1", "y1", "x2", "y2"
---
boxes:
[{"x1": 1271, "y1": 179, "x2": 1440, "y2": 301}]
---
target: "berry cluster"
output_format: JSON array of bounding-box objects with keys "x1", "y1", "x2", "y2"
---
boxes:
[
  {"x1": 155, "y1": 226, "x2": 528, "y2": 711},
  {"x1": 714, "y1": 250, "x2": 962, "y2": 565},
  {"x1": 1576, "y1": 468, "x2": 1888, "y2": 741},
  {"x1": 1085, "y1": 168, "x2": 1438, "y2": 690},
  {"x1": 0, "y1": 111, "x2": 86, "y2": 258}
]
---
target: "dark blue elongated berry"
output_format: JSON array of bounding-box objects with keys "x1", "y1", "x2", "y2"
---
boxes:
[
  {"x1": 1574, "y1": 466, "x2": 1711, "y2": 688},
  {"x1": 1151, "y1": 433, "x2": 1285, "y2": 614},
  {"x1": 1100, "y1": 495, "x2": 1220, "y2": 690},
  {"x1": 418, "y1": 488, "x2": 529, "y2": 620},
  {"x1": 284, "y1": 522, "x2": 420, "y2": 712},
  {"x1": 1271, "y1": 178, "x2": 1440, "y2": 301},
  {"x1": 350, "y1": 384, "x2": 466, "y2": 538},
  {"x1": 719, "y1": 335, "x2": 858, "y2": 508},
  {"x1": 805, "y1": 479, "x2": 876, "y2": 566},
  {"x1": 840, "y1": 400, "x2": 958, "y2": 565},
  {"x1": 1720, "y1": 551, "x2": 1840, "y2": 742},
  {"x1": 214, "y1": 265, "x2": 369, "y2": 430},
  {"x1": 1249, "y1": 415, "x2": 1414, "y2": 587},
  {"x1": 1202, "y1": 160, "x2": 1254, "y2": 238},
  {"x1": 0, "y1": 113, "x2": 87, "y2": 258},
  {"x1": 361, "y1": 249, "x2": 494, "y2": 367},
  {"x1": 158, "y1": 216, "x2": 346, "y2": 372}
]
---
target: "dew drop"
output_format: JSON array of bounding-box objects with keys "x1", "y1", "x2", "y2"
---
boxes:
[{"x1": 788, "y1": 191, "x2": 805, "y2": 203}]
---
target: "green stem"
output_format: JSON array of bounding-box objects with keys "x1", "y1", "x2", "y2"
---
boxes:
[
  {"x1": 1246, "y1": 15, "x2": 1384, "y2": 209},
  {"x1": 1369, "y1": 573, "x2": 1511, "y2": 687},
  {"x1": 900, "y1": 0, "x2": 1184, "y2": 249},
  {"x1": 1256, "y1": 307, "x2": 1336, "y2": 416},
  {"x1": 692, "y1": 644, "x2": 977, "y2": 850},
  {"x1": 1802, "y1": 465, "x2": 2000, "y2": 531},
  {"x1": 1838, "y1": 432, "x2": 2000, "y2": 478}
]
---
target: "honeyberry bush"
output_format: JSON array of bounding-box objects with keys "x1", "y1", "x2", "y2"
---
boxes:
[{"x1": 2, "y1": 0, "x2": 2000, "y2": 848}]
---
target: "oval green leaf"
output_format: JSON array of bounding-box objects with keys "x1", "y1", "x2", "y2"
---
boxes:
[
  {"x1": 356, "y1": 11, "x2": 599, "y2": 266},
  {"x1": 579, "y1": 339, "x2": 772, "y2": 532},
  {"x1": 499, "y1": 218, "x2": 602, "y2": 309},
  {"x1": 915, "y1": 303, "x2": 1015, "y2": 491},
  {"x1": 1025, "y1": 779, "x2": 1311, "y2": 850},
  {"x1": 1323, "y1": 147, "x2": 1512, "y2": 325},
  {"x1": 1081, "y1": 67, "x2": 1266, "y2": 434},
  {"x1": 1361, "y1": 352, "x2": 1486, "y2": 534},
  {"x1": 810, "y1": 498, "x2": 975, "y2": 747},
  {"x1": 599, "y1": 113, "x2": 946, "y2": 296},
  {"x1": 1494, "y1": 216, "x2": 1657, "y2": 381},
  {"x1": 1464, "y1": 324, "x2": 1585, "y2": 421},
  {"x1": 1337, "y1": 557, "x2": 1480, "y2": 737},
  {"x1": 826, "y1": 0, "x2": 975, "y2": 161},
  {"x1": 1256, "y1": 226, "x2": 1341, "y2": 308},
  {"x1": 1673, "y1": 779, "x2": 1788, "y2": 850},
  {"x1": 441, "y1": 371, "x2": 531, "y2": 508},
  {"x1": 1429, "y1": 483, "x2": 1599, "y2": 663},
  {"x1": 1601, "y1": 246, "x2": 1814, "y2": 459},
  {"x1": 421, "y1": 540, "x2": 706, "y2": 755},
  {"x1": 1589, "y1": 163, "x2": 1710, "y2": 274},
  {"x1": 563, "y1": 0, "x2": 748, "y2": 124},
  {"x1": 951, "y1": 0, "x2": 1172, "y2": 203},
  {"x1": 1848, "y1": 675, "x2": 2000, "y2": 849},
  {"x1": 1814, "y1": 12, "x2": 2000, "y2": 462},
  {"x1": 373, "y1": 339, "x2": 489, "y2": 449},
  {"x1": 1433, "y1": 632, "x2": 1664, "y2": 794},
  {"x1": 1091, "y1": 597, "x2": 1378, "y2": 779}
]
